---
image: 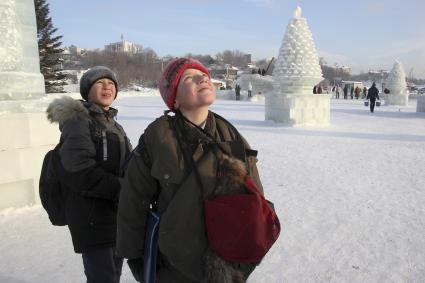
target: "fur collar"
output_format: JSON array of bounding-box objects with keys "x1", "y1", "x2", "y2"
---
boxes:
[{"x1": 46, "y1": 96, "x2": 90, "y2": 125}]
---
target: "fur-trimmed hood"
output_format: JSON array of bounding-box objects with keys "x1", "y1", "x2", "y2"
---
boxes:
[
  {"x1": 46, "y1": 96, "x2": 118, "y2": 126},
  {"x1": 46, "y1": 96, "x2": 90, "y2": 125}
]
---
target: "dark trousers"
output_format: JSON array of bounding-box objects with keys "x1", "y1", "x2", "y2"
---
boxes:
[
  {"x1": 370, "y1": 99, "x2": 376, "y2": 112},
  {"x1": 82, "y1": 247, "x2": 123, "y2": 283}
]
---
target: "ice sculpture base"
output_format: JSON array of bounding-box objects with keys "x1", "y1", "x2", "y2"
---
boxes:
[
  {"x1": 417, "y1": 96, "x2": 425, "y2": 112},
  {"x1": 0, "y1": 110, "x2": 59, "y2": 210},
  {"x1": 385, "y1": 94, "x2": 408, "y2": 106},
  {"x1": 265, "y1": 93, "x2": 330, "y2": 126}
]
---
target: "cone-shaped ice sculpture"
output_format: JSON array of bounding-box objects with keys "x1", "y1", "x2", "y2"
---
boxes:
[
  {"x1": 385, "y1": 61, "x2": 408, "y2": 106},
  {"x1": 0, "y1": 0, "x2": 45, "y2": 101},
  {"x1": 266, "y1": 6, "x2": 330, "y2": 125},
  {"x1": 272, "y1": 6, "x2": 323, "y2": 94},
  {"x1": 0, "y1": 0, "x2": 58, "y2": 210}
]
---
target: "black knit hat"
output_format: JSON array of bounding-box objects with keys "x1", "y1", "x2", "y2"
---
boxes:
[{"x1": 80, "y1": 66, "x2": 118, "y2": 100}]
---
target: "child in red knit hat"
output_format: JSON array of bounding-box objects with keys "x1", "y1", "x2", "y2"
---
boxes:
[
  {"x1": 117, "y1": 58, "x2": 267, "y2": 283},
  {"x1": 159, "y1": 57, "x2": 215, "y2": 125}
]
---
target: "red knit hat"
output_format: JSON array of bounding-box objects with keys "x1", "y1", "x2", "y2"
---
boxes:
[{"x1": 159, "y1": 58, "x2": 210, "y2": 110}]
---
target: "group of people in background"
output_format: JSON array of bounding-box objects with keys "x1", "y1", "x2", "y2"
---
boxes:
[
  {"x1": 313, "y1": 85, "x2": 323, "y2": 94},
  {"x1": 315, "y1": 82, "x2": 381, "y2": 113},
  {"x1": 252, "y1": 68, "x2": 267, "y2": 76},
  {"x1": 234, "y1": 82, "x2": 254, "y2": 100}
]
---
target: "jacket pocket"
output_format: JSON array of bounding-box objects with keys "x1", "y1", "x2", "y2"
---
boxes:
[{"x1": 88, "y1": 199, "x2": 117, "y2": 227}]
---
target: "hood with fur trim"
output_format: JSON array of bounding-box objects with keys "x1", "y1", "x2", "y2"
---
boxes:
[
  {"x1": 46, "y1": 96, "x2": 118, "y2": 128},
  {"x1": 46, "y1": 96, "x2": 90, "y2": 126}
]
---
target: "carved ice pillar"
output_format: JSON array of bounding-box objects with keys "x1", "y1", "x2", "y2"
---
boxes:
[
  {"x1": 265, "y1": 6, "x2": 330, "y2": 126},
  {"x1": 0, "y1": 0, "x2": 58, "y2": 210},
  {"x1": 0, "y1": 0, "x2": 45, "y2": 101}
]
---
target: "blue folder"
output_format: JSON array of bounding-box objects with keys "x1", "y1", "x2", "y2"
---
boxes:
[{"x1": 144, "y1": 211, "x2": 160, "y2": 283}]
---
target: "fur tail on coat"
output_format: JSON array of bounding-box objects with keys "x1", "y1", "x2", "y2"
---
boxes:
[
  {"x1": 203, "y1": 154, "x2": 248, "y2": 283},
  {"x1": 204, "y1": 248, "x2": 245, "y2": 283}
]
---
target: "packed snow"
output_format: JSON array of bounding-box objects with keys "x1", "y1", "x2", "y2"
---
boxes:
[{"x1": 1, "y1": 91, "x2": 425, "y2": 283}]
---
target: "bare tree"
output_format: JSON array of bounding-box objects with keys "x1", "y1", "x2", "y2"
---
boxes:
[
  {"x1": 216, "y1": 50, "x2": 249, "y2": 67},
  {"x1": 80, "y1": 49, "x2": 162, "y2": 88}
]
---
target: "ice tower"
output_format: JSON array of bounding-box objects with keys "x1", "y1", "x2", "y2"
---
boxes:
[
  {"x1": 385, "y1": 61, "x2": 408, "y2": 106},
  {"x1": 265, "y1": 6, "x2": 330, "y2": 125},
  {"x1": 0, "y1": 0, "x2": 45, "y2": 100},
  {"x1": 0, "y1": 0, "x2": 58, "y2": 210}
]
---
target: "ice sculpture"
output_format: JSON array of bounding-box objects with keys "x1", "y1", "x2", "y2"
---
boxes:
[
  {"x1": 385, "y1": 61, "x2": 408, "y2": 106},
  {"x1": 265, "y1": 6, "x2": 330, "y2": 125},
  {"x1": 0, "y1": 0, "x2": 45, "y2": 101},
  {"x1": 0, "y1": 0, "x2": 58, "y2": 210}
]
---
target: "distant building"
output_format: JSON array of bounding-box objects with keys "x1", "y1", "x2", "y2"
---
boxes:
[
  {"x1": 207, "y1": 64, "x2": 239, "y2": 87},
  {"x1": 104, "y1": 35, "x2": 141, "y2": 54},
  {"x1": 244, "y1": 54, "x2": 252, "y2": 64},
  {"x1": 368, "y1": 69, "x2": 390, "y2": 76},
  {"x1": 68, "y1": 45, "x2": 86, "y2": 56},
  {"x1": 61, "y1": 48, "x2": 72, "y2": 61},
  {"x1": 339, "y1": 66, "x2": 351, "y2": 73}
]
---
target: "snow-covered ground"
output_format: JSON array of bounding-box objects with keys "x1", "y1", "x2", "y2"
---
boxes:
[{"x1": 1, "y1": 93, "x2": 425, "y2": 283}]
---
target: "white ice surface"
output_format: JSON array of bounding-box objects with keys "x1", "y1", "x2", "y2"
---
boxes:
[{"x1": 1, "y1": 93, "x2": 425, "y2": 283}]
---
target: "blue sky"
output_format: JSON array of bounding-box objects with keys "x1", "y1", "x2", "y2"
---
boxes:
[{"x1": 49, "y1": 0, "x2": 425, "y2": 77}]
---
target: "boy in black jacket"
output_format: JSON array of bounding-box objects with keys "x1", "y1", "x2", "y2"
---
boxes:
[{"x1": 46, "y1": 66, "x2": 131, "y2": 283}]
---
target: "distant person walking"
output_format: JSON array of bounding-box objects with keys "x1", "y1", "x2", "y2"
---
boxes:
[
  {"x1": 362, "y1": 86, "x2": 367, "y2": 99},
  {"x1": 366, "y1": 82, "x2": 380, "y2": 113},
  {"x1": 350, "y1": 86, "x2": 354, "y2": 99},
  {"x1": 335, "y1": 85, "x2": 340, "y2": 99},
  {"x1": 343, "y1": 84, "x2": 348, "y2": 99},
  {"x1": 235, "y1": 84, "x2": 241, "y2": 101},
  {"x1": 248, "y1": 82, "x2": 253, "y2": 98},
  {"x1": 354, "y1": 86, "x2": 361, "y2": 99}
]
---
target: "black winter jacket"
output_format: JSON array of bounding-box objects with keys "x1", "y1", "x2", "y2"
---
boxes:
[
  {"x1": 46, "y1": 96, "x2": 131, "y2": 253},
  {"x1": 367, "y1": 86, "x2": 380, "y2": 101}
]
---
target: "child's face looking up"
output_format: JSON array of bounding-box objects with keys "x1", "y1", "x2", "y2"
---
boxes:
[{"x1": 174, "y1": 68, "x2": 216, "y2": 110}]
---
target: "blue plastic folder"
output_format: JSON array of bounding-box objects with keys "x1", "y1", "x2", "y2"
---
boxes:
[{"x1": 144, "y1": 211, "x2": 160, "y2": 283}]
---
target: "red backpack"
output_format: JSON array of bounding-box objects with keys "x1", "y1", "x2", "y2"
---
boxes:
[{"x1": 204, "y1": 176, "x2": 281, "y2": 263}]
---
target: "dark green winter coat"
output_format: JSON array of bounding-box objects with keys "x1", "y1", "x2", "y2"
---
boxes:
[
  {"x1": 117, "y1": 111, "x2": 263, "y2": 282},
  {"x1": 46, "y1": 96, "x2": 131, "y2": 253}
]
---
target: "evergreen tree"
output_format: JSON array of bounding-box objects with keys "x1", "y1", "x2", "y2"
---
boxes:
[{"x1": 35, "y1": 0, "x2": 67, "y2": 93}]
